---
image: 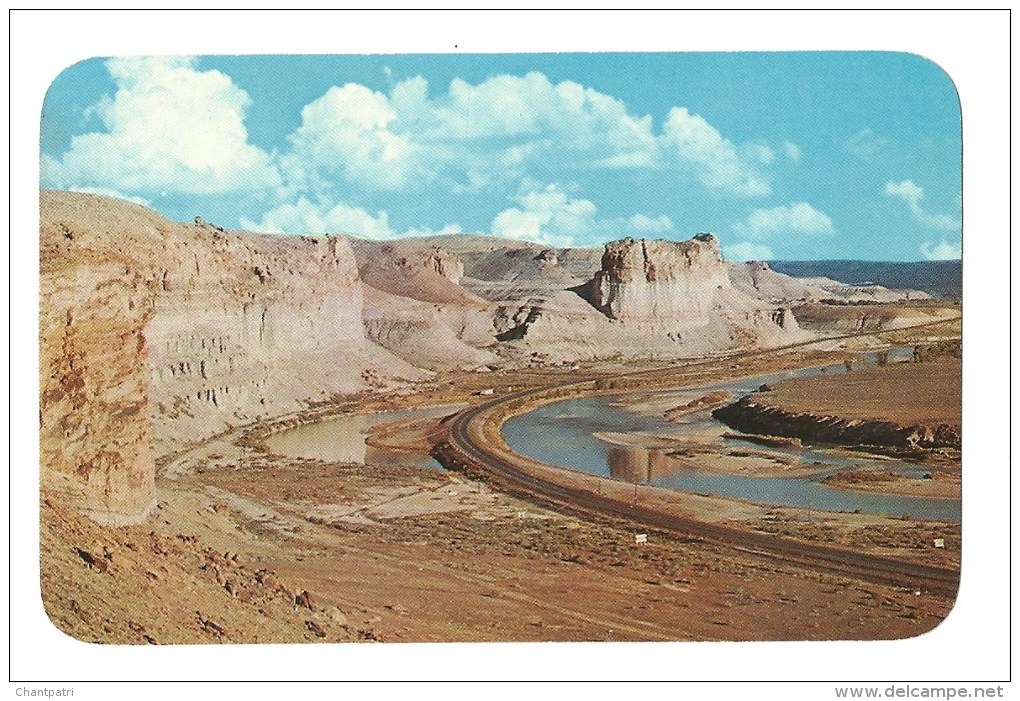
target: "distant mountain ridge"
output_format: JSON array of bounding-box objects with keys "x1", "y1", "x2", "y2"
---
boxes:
[{"x1": 768, "y1": 260, "x2": 962, "y2": 300}]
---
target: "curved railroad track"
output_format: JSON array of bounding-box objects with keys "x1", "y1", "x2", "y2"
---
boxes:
[{"x1": 435, "y1": 319, "x2": 962, "y2": 598}]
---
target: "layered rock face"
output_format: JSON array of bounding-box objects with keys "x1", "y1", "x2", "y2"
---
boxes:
[
  {"x1": 592, "y1": 235, "x2": 731, "y2": 322},
  {"x1": 349, "y1": 239, "x2": 480, "y2": 305},
  {"x1": 349, "y1": 239, "x2": 498, "y2": 370},
  {"x1": 40, "y1": 191, "x2": 426, "y2": 521},
  {"x1": 40, "y1": 202, "x2": 157, "y2": 524},
  {"x1": 39, "y1": 267, "x2": 155, "y2": 524},
  {"x1": 147, "y1": 243, "x2": 427, "y2": 455},
  {"x1": 143, "y1": 223, "x2": 436, "y2": 451},
  {"x1": 361, "y1": 285, "x2": 496, "y2": 371},
  {"x1": 580, "y1": 235, "x2": 805, "y2": 353}
]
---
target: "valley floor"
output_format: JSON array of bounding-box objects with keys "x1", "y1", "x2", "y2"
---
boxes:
[{"x1": 39, "y1": 327, "x2": 962, "y2": 645}]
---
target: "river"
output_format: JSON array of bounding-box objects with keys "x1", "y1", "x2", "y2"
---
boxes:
[
  {"x1": 502, "y1": 350, "x2": 960, "y2": 522},
  {"x1": 265, "y1": 404, "x2": 460, "y2": 471}
]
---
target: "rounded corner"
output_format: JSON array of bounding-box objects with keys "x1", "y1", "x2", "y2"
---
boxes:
[
  {"x1": 890, "y1": 51, "x2": 962, "y2": 117},
  {"x1": 39, "y1": 588, "x2": 107, "y2": 647},
  {"x1": 41, "y1": 55, "x2": 109, "y2": 107},
  {"x1": 878, "y1": 577, "x2": 962, "y2": 644}
]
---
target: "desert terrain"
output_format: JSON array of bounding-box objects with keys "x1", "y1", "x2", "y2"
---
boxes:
[{"x1": 38, "y1": 191, "x2": 962, "y2": 644}]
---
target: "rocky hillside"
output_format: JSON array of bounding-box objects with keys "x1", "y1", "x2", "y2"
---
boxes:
[
  {"x1": 399, "y1": 234, "x2": 603, "y2": 302},
  {"x1": 354, "y1": 233, "x2": 822, "y2": 361},
  {"x1": 40, "y1": 192, "x2": 945, "y2": 524},
  {"x1": 729, "y1": 260, "x2": 930, "y2": 304},
  {"x1": 40, "y1": 191, "x2": 426, "y2": 521}
]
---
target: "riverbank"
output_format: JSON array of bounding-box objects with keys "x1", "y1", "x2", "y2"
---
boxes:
[
  {"x1": 714, "y1": 358, "x2": 961, "y2": 447},
  {"x1": 823, "y1": 468, "x2": 961, "y2": 500},
  {"x1": 436, "y1": 342, "x2": 961, "y2": 569},
  {"x1": 40, "y1": 322, "x2": 962, "y2": 643}
]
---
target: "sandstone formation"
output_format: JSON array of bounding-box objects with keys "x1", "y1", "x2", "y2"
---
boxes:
[
  {"x1": 361, "y1": 285, "x2": 496, "y2": 371},
  {"x1": 348, "y1": 239, "x2": 481, "y2": 306},
  {"x1": 591, "y1": 235, "x2": 731, "y2": 322},
  {"x1": 142, "y1": 224, "x2": 429, "y2": 451},
  {"x1": 40, "y1": 191, "x2": 943, "y2": 525},
  {"x1": 40, "y1": 218, "x2": 156, "y2": 525},
  {"x1": 573, "y1": 235, "x2": 807, "y2": 353},
  {"x1": 787, "y1": 302, "x2": 959, "y2": 333},
  {"x1": 349, "y1": 239, "x2": 499, "y2": 370},
  {"x1": 40, "y1": 191, "x2": 427, "y2": 521},
  {"x1": 390, "y1": 234, "x2": 603, "y2": 302},
  {"x1": 352, "y1": 233, "x2": 939, "y2": 364}
]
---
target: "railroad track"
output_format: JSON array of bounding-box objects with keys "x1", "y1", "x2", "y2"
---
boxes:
[{"x1": 435, "y1": 320, "x2": 962, "y2": 599}]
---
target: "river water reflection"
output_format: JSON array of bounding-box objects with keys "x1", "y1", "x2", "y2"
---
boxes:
[
  {"x1": 503, "y1": 352, "x2": 960, "y2": 522},
  {"x1": 266, "y1": 405, "x2": 460, "y2": 471}
]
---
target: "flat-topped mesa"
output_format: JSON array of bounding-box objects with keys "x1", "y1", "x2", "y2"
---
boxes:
[{"x1": 592, "y1": 234, "x2": 732, "y2": 322}]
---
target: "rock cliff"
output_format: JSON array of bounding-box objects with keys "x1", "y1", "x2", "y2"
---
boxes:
[
  {"x1": 578, "y1": 235, "x2": 806, "y2": 352},
  {"x1": 142, "y1": 220, "x2": 428, "y2": 450},
  {"x1": 39, "y1": 228, "x2": 156, "y2": 525},
  {"x1": 349, "y1": 239, "x2": 498, "y2": 370},
  {"x1": 349, "y1": 239, "x2": 481, "y2": 305},
  {"x1": 592, "y1": 235, "x2": 730, "y2": 322},
  {"x1": 40, "y1": 191, "x2": 427, "y2": 522},
  {"x1": 361, "y1": 285, "x2": 496, "y2": 371}
]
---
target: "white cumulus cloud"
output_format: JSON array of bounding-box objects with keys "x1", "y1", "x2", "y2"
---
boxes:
[
  {"x1": 42, "y1": 57, "x2": 280, "y2": 195},
  {"x1": 280, "y1": 71, "x2": 770, "y2": 202},
  {"x1": 782, "y1": 141, "x2": 801, "y2": 161},
  {"x1": 240, "y1": 197, "x2": 394, "y2": 238},
  {"x1": 490, "y1": 183, "x2": 674, "y2": 247},
  {"x1": 240, "y1": 197, "x2": 462, "y2": 240},
  {"x1": 662, "y1": 108, "x2": 770, "y2": 196},
  {"x1": 286, "y1": 83, "x2": 413, "y2": 190},
  {"x1": 920, "y1": 239, "x2": 961, "y2": 260},
  {"x1": 437, "y1": 72, "x2": 656, "y2": 158},
  {"x1": 724, "y1": 242, "x2": 773, "y2": 262},
  {"x1": 732, "y1": 202, "x2": 835, "y2": 239},
  {"x1": 884, "y1": 179, "x2": 960, "y2": 230},
  {"x1": 490, "y1": 184, "x2": 594, "y2": 247},
  {"x1": 278, "y1": 71, "x2": 663, "y2": 202}
]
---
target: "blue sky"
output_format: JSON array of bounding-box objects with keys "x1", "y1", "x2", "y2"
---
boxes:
[{"x1": 40, "y1": 52, "x2": 962, "y2": 261}]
